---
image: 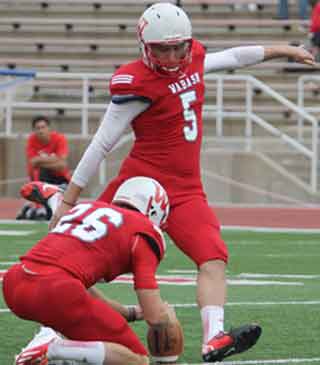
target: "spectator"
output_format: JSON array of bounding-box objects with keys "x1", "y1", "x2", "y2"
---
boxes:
[
  {"x1": 309, "y1": 0, "x2": 320, "y2": 59},
  {"x1": 27, "y1": 115, "x2": 70, "y2": 185},
  {"x1": 278, "y1": 0, "x2": 309, "y2": 19},
  {"x1": 16, "y1": 116, "x2": 71, "y2": 220},
  {"x1": 4, "y1": 177, "x2": 177, "y2": 365},
  {"x1": 51, "y1": 2, "x2": 314, "y2": 362}
]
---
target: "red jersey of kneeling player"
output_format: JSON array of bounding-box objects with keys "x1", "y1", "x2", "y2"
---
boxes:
[{"x1": 20, "y1": 200, "x2": 165, "y2": 289}]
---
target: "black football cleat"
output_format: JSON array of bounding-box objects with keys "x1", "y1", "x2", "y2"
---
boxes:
[
  {"x1": 202, "y1": 323, "x2": 262, "y2": 362},
  {"x1": 20, "y1": 181, "x2": 62, "y2": 220}
]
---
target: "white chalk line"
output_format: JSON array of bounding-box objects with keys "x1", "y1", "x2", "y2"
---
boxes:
[
  {"x1": 0, "y1": 219, "x2": 319, "y2": 233},
  {"x1": 2, "y1": 300, "x2": 320, "y2": 313}
]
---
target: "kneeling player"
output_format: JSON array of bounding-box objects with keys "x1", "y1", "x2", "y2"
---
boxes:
[{"x1": 3, "y1": 177, "x2": 176, "y2": 365}]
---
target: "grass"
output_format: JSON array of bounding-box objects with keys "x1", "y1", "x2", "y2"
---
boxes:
[{"x1": 1, "y1": 222, "x2": 320, "y2": 364}]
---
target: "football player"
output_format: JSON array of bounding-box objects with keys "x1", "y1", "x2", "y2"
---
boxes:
[
  {"x1": 49, "y1": 2, "x2": 314, "y2": 361},
  {"x1": 3, "y1": 177, "x2": 175, "y2": 365}
]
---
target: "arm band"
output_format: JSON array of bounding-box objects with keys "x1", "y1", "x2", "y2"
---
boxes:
[
  {"x1": 127, "y1": 306, "x2": 137, "y2": 322},
  {"x1": 62, "y1": 200, "x2": 75, "y2": 207}
]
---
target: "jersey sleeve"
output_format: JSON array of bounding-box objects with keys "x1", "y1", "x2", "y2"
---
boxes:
[
  {"x1": 54, "y1": 133, "x2": 69, "y2": 157},
  {"x1": 131, "y1": 234, "x2": 159, "y2": 290},
  {"x1": 26, "y1": 135, "x2": 38, "y2": 159},
  {"x1": 109, "y1": 63, "x2": 157, "y2": 103}
]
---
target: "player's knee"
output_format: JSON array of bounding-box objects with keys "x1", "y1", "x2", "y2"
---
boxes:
[{"x1": 200, "y1": 259, "x2": 226, "y2": 277}]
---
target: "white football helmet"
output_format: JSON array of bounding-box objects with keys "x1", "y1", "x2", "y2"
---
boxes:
[
  {"x1": 137, "y1": 2, "x2": 192, "y2": 76},
  {"x1": 112, "y1": 176, "x2": 169, "y2": 228}
]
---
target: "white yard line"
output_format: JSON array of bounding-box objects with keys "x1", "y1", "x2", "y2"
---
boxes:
[
  {"x1": 238, "y1": 273, "x2": 320, "y2": 279},
  {"x1": 168, "y1": 271, "x2": 320, "y2": 280},
  {"x1": 2, "y1": 300, "x2": 320, "y2": 314},
  {"x1": 0, "y1": 269, "x2": 306, "y2": 286},
  {"x1": 0, "y1": 219, "x2": 39, "y2": 224},
  {"x1": 1, "y1": 219, "x2": 319, "y2": 233},
  {"x1": 0, "y1": 230, "x2": 34, "y2": 236},
  {"x1": 174, "y1": 301, "x2": 320, "y2": 307},
  {"x1": 221, "y1": 226, "x2": 320, "y2": 233},
  {"x1": 201, "y1": 358, "x2": 320, "y2": 364}
]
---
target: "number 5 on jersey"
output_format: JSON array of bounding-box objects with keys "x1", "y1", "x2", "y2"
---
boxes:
[{"x1": 180, "y1": 90, "x2": 198, "y2": 142}]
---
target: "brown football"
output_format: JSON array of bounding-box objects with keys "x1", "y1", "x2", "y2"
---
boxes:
[{"x1": 147, "y1": 319, "x2": 184, "y2": 363}]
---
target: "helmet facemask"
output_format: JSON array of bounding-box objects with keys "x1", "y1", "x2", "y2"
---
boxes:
[{"x1": 144, "y1": 40, "x2": 192, "y2": 77}]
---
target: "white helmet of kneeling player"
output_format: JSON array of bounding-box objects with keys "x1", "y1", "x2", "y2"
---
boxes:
[
  {"x1": 137, "y1": 2, "x2": 192, "y2": 76},
  {"x1": 112, "y1": 176, "x2": 169, "y2": 228}
]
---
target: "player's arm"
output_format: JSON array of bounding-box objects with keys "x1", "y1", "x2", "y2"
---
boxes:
[
  {"x1": 30, "y1": 154, "x2": 67, "y2": 170},
  {"x1": 204, "y1": 45, "x2": 314, "y2": 73},
  {"x1": 88, "y1": 286, "x2": 143, "y2": 322},
  {"x1": 49, "y1": 100, "x2": 149, "y2": 229},
  {"x1": 132, "y1": 234, "x2": 176, "y2": 326},
  {"x1": 136, "y1": 289, "x2": 176, "y2": 326},
  {"x1": 263, "y1": 45, "x2": 315, "y2": 64}
]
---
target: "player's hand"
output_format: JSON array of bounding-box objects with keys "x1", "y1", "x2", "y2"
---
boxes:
[
  {"x1": 163, "y1": 302, "x2": 177, "y2": 323},
  {"x1": 148, "y1": 302, "x2": 177, "y2": 329},
  {"x1": 290, "y1": 46, "x2": 316, "y2": 66},
  {"x1": 48, "y1": 201, "x2": 71, "y2": 230}
]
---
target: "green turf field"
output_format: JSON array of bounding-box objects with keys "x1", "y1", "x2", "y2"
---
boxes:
[{"x1": 1, "y1": 222, "x2": 320, "y2": 364}]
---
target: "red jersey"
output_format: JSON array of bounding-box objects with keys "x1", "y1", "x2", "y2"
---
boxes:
[
  {"x1": 26, "y1": 130, "x2": 71, "y2": 181},
  {"x1": 21, "y1": 201, "x2": 165, "y2": 289},
  {"x1": 109, "y1": 40, "x2": 206, "y2": 202},
  {"x1": 311, "y1": 3, "x2": 320, "y2": 33}
]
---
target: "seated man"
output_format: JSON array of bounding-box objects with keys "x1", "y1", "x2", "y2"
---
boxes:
[
  {"x1": 4, "y1": 177, "x2": 175, "y2": 365},
  {"x1": 16, "y1": 115, "x2": 71, "y2": 221}
]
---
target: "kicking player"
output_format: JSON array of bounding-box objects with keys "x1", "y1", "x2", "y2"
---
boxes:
[{"x1": 47, "y1": 2, "x2": 314, "y2": 361}]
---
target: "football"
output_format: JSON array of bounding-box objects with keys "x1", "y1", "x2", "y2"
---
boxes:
[{"x1": 147, "y1": 319, "x2": 184, "y2": 363}]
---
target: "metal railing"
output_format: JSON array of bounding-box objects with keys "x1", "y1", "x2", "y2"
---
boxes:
[
  {"x1": 206, "y1": 74, "x2": 318, "y2": 193},
  {"x1": 297, "y1": 75, "x2": 320, "y2": 138},
  {"x1": 0, "y1": 71, "x2": 318, "y2": 193}
]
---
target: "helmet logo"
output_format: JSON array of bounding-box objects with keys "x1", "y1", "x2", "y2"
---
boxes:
[{"x1": 154, "y1": 184, "x2": 168, "y2": 212}]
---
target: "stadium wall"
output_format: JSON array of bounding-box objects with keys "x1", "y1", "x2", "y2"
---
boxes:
[{"x1": 1, "y1": 137, "x2": 319, "y2": 205}]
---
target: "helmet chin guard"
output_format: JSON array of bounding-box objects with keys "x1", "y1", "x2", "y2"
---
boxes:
[{"x1": 137, "y1": 3, "x2": 192, "y2": 76}]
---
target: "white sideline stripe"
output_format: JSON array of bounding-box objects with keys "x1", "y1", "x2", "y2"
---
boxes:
[
  {"x1": 0, "y1": 219, "x2": 39, "y2": 224},
  {"x1": 222, "y1": 225, "x2": 320, "y2": 233},
  {"x1": 1, "y1": 219, "x2": 319, "y2": 233},
  {"x1": 0, "y1": 230, "x2": 34, "y2": 236},
  {"x1": 227, "y1": 279, "x2": 303, "y2": 286},
  {"x1": 173, "y1": 301, "x2": 320, "y2": 307},
  {"x1": 0, "y1": 269, "x2": 305, "y2": 286},
  {"x1": 3, "y1": 301, "x2": 320, "y2": 314},
  {"x1": 200, "y1": 358, "x2": 320, "y2": 364},
  {"x1": 238, "y1": 273, "x2": 320, "y2": 279},
  {"x1": 168, "y1": 271, "x2": 320, "y2": 279},
  {"x1": 1, "y1": 266, "x2": 316, "y2": 280},
  {"x1": 110, "y1": 275, "x2": 303, "y2": 286}
]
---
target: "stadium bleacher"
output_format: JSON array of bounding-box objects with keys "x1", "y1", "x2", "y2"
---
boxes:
[{"x1": 0, "y1": 0, "x2": 319, "y2": 202}]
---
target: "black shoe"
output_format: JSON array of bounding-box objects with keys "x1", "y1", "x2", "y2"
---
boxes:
[
  {"x1": 16, "y1": 204, "x2": 32, "y2": 220},
  {"x1": 20, "y1": 182, "x2": 60, "y2": 220},
  {"x1": 202, "y1": 324, "x2": 262, "y2": 362},
  {"x1": 34, "y1": 207, "x2": 50, "y2": 221}
]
